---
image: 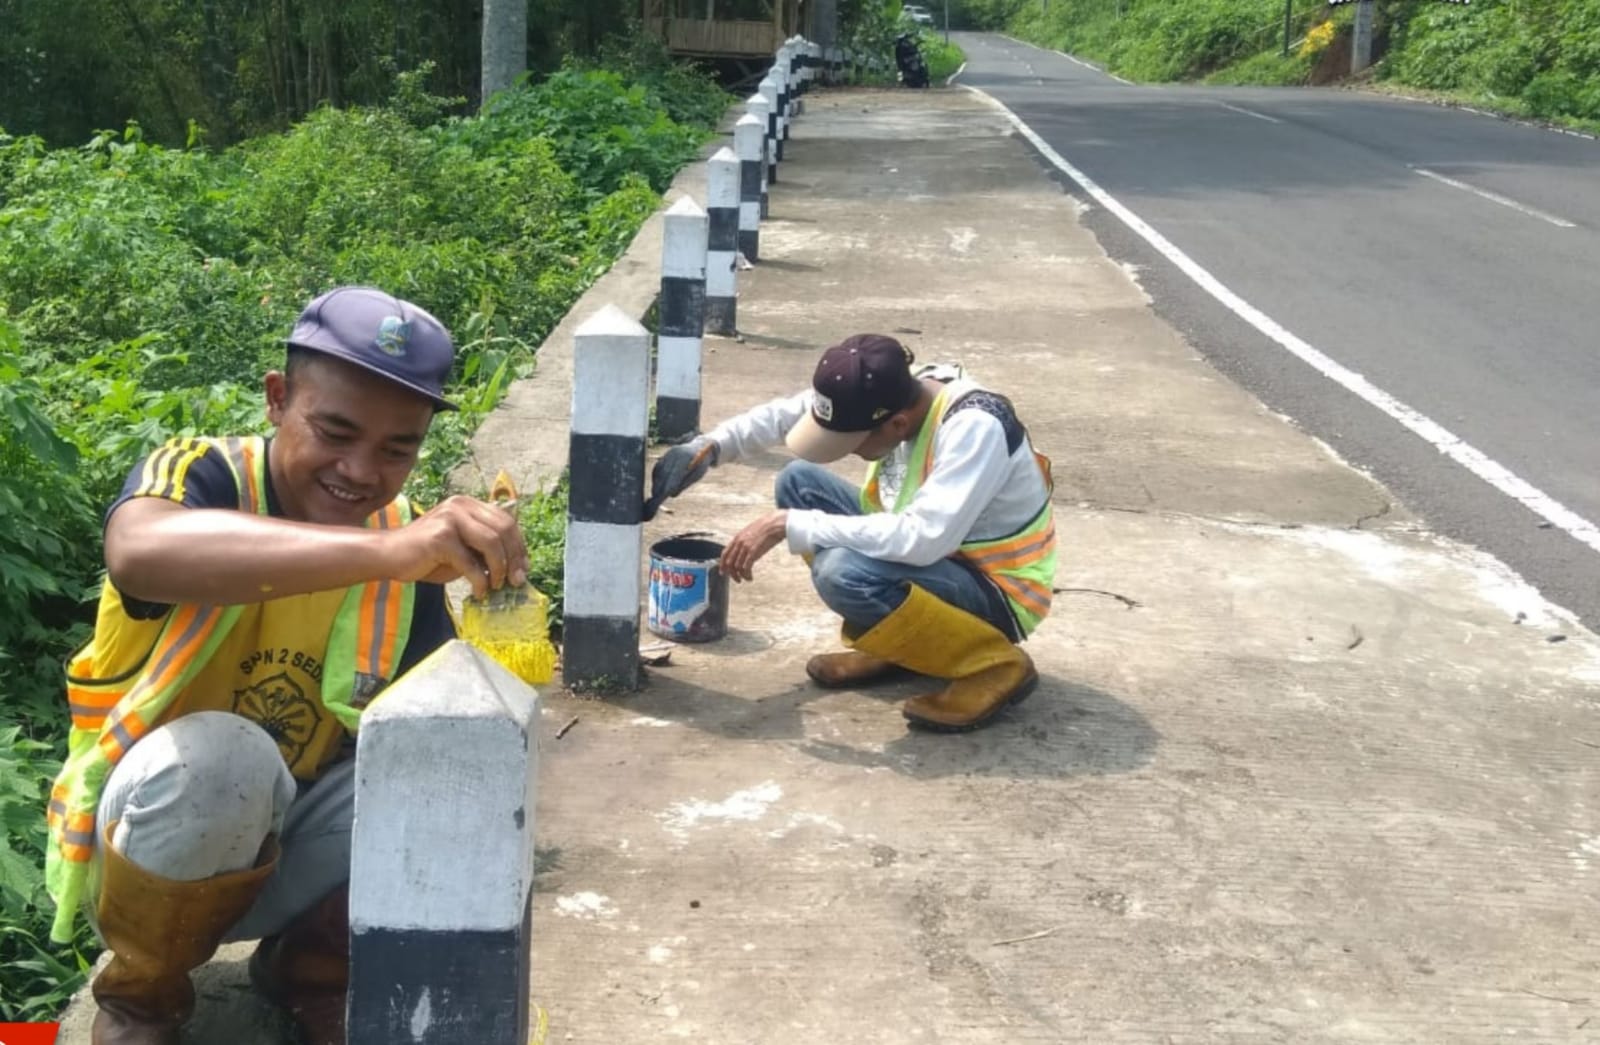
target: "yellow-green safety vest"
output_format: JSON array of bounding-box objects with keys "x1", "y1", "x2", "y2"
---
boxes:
[
  {"x1": 46, "y1": 436, "x2": 414, "y2": 942},
  {"x1": 861, "y1": 382, "x2": 1057, "y2": 635}
]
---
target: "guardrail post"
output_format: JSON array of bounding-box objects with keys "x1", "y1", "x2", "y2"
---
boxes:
[
  {"x1": 348, "y1": 640, "x2": 539, "y2": 1045},
  {"x1": 734, "y1": 114, "x2": 764, "y2": 263},
  {"x1": 656, "y1": 197, "x2": 708, "y2": 443},
  {"x1": 562, "y1": 305, "x2": 649, "y2": 690},
  {"x1": 705, "y1": 147, "x2": 740, "y2": 336}
]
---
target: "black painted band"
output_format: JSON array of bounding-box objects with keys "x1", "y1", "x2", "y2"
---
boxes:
[{"x1": 568, "y1": 433, "x2": 645, "y2": 525}]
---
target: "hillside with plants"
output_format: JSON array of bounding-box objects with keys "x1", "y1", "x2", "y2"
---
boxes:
[
  {"x1": 0, "y1": 35, "x2": 729, "y2": 1021},
  {"x1": 958, "y1": 0, "x2": 1600, "y2": 131}
]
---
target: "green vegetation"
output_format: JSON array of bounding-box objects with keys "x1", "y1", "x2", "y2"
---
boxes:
[
  {"x1": 922, "y1": 33, "x2": 969, "y2": 82},
  {"x1": 962, "y1": 0, "x2": 1600, "y2": 131},
  {"x1": 0, "y1": 44, "x2": 726, "y2": 1019}
]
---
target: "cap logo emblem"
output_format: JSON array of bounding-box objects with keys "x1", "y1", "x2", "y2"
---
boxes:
[
  {"x1": 375, "y1": 316, "x2": 411, "y2": 357},
  {"x1": 814, "y1": 394, "x2": 834, "y2": 422},
  {"x1": 872, "y1": 407, "x2": 890, "y2": 421}
]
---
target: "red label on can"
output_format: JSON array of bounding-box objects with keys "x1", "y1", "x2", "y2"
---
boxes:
[{"x1": 0, "y1": 1024, "x2": 62, "y2": 1045}]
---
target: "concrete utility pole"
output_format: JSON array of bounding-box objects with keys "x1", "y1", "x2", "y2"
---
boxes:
[
  {"x1": 1283, "y1": 0, "x2": 1293, "y2": 57},
  {"x1": 480, "y1": 0, "x2": 526, "y2": 104},
  {"x1": 1351, "y1": 0, "x2": 1375, "y2": 75}
]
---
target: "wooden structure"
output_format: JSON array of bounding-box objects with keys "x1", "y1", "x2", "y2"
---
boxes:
[{"x1": 641, "y1": 0, "x2": 805, "y2": 59}]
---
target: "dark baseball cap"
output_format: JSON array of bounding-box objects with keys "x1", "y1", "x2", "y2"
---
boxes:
[
  {"x1": 785, "y1": 334, "x2": 920, "y2": 463},
  {"x1": 286, "y1": 286, "x2": 458, "y2": 411}
]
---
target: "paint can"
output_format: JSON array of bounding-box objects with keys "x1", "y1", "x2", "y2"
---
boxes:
[{"x1": 647, "y1": 534, "x2": 729, "y2": 643}]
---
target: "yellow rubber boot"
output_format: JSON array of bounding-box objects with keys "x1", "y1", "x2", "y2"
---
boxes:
[
  {"x1": 850, "y1": 585, "x2": 1038, "y2": 732},
  {"x1": 91, "y1": 825, "x2": 278, "y2": 1045}
]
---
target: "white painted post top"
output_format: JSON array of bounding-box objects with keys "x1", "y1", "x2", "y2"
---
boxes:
[
  {"x1": 575, "y1": 302, "x2": 649, "y2": 342},
  {"x1": 665, "y1": 196, "x2": 707, "y2": 220},
  {"x1": 710, "y1": 145, "x2": 738, "y2": 164},
  {"x1": 351, "y1": 641, "x2": 539, "y2": 935}
]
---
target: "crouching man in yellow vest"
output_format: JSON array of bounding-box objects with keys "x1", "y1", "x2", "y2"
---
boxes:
[
  {"x1": 45, "y1": 286, "x2": 530, "y2": 1045},
  {"x1": 650, "y1": 334, "x2": 1056, "y2": 732}
]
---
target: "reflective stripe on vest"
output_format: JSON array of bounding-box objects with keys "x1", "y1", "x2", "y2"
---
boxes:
[
  {"x1": 860, "y1": 381, "x2": 1057, "y2": 635},
  {"x1": 46, "y1": 436, "x2": 413, "y2": 942}
]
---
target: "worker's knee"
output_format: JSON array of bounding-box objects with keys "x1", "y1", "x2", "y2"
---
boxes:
[
  {"x1": 811, "y1": 547, "x2": 904, "y2": 627},
  {"x1": 775, "y1": 460, "x2": 826, "y2": 509},
  {"x1": 100, "y1": 711, "x2": 296, "y2": 879}
]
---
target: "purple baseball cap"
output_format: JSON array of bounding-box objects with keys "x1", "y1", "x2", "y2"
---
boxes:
[
  {"x1": 286, "y1": 286, "x2": 458, "y2": 411},
  {"x1": 785, "y1": 334, "x2": 921, "y2": 463}
]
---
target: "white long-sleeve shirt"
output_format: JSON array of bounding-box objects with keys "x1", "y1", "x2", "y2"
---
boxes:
[{"x1": 705, "y1": 380, "x2": 1051, "y2": 567}]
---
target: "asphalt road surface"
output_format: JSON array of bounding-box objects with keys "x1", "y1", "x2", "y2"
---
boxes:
[{"x1": 956, "y1": 31, "x2": 1600, "y2": 627}]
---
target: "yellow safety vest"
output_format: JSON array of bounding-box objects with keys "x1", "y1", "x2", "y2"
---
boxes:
[
  {"x1": 861, "y1": 382, "x2": 1057, "y2": 635},
  {"x1": 45, "y1": 436, "x2": 414, "y2": 942}
]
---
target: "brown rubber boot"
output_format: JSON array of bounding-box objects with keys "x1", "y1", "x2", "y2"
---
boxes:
[
  {"x1": 91, "y1": 825, "x2": 278, "y2": 1045},
  {"x1": 249, "y1": 885, "x2": 350, "y2": 1045},
  {"x1": 804, "y1": 650, "x2": 904, "y2": 689},
  {"x1": 850, "y1": 586, "x2": 1038, "y2": 732}
]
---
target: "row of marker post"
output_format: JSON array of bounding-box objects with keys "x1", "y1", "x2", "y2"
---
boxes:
[{"x1": 345, "y1": 36, "x2": 860, "y2": 1045}]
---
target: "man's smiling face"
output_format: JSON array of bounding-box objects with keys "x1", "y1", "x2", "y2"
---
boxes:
[{"x1": 264, "y1": 352, "x2": 434, "y2": 526}]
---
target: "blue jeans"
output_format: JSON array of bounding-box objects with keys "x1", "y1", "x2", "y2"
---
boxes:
[{"x1": 774, "y1": 461, "x2": 1016, "y2": 638}]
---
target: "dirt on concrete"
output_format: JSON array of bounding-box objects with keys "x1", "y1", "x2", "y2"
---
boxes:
[{"x1": 57, "y1": 86, "x2": 1600, "y2": 1045}]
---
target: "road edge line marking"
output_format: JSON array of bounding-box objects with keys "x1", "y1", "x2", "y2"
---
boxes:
[
  {"x1": 1411, "y1": 166, "x2": 1576, "y2": 228},
  {"x1": 1219, "y1": 102, "x2": 1282, "y2": 124},
  {"x1": 961, "y1": 83, "x2": 1600, "y2": 555},
  {"x1": 946, "y1": 62, "x2": 967, "y2": 86}
]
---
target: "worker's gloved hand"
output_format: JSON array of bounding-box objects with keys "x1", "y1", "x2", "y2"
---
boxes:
[{"x1": 647, "y1": 437, "x2": 719, "y2": 514}]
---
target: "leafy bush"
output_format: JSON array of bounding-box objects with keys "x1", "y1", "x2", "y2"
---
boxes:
[{"x1": 458, "y1": 69, "x2": 711, "y2": 197}]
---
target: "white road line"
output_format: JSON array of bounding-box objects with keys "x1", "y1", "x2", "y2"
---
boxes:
[
  {"x1": 998, "y1": 33, "x2": 1135, "y2": 85},
  {"x1": 946, "y1": 62, "x2": 967, "y2": 86},
  {"x1": 1411, "y1": 166, "x2": 1576, "y2": 228},
  {"x1": 1219, "y1": 102, "x2": 1281, "y2": 124},
  {"x1": 964, "y1": 84, "x2": 1600, "y2": 557}
]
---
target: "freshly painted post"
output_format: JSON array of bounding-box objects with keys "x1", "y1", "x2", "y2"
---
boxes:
[
  {"x1": 1351, "y1": 0, "x2": 1374, "y2": 75},
  {"x1": 746, "y1": 92, "x2": 774, "y2": 206},
  {"x1": 734, "y1": 114, "x2": 764, "y2": 263},
  {"x1": 758, "y1": 75, "x2": 782, "y2": 169},
  {"x1": 348, "y1": 640, "x2": 539, "y2": 1045},
  {"x1": 562, "y1": 305, "x2": 649, "y2": 689},
  {"x1": 656, "y1": 197, "x2": 708, "y2": 442},
  {"x1": 774, "y1": 48, "x2": 792, "y2": 147},
  {"x1": 705, "y1": 147, "x2": 740, "y2": 336}
]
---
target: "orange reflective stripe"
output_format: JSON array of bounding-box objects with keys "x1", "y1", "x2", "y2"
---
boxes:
[
  {"x1": 97, "y1": 707, "x2": 146, "y2": 763},
  {"x1": 236, "y1": 439, "x2": 263, "y2": 513},
  {"x1": 356, "y1": 504, "x2": 405, "y2": 677},
  {"x1": 67, "y1": 684, "x2": 120, "y2": 730},
  {"x1": 992, "y1": 574, "x2": 1053, "y2": 616},
  {"x1": 92, "y1": 603, "x2": 224, "y2": 764},
  {"x1": 964, "y1": 522, "x2": 1056, "y2": 569}
]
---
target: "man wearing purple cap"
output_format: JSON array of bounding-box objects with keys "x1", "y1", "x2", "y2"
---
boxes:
[
  {"x1": 45, "y1": 287, "x2": 530, "y2": 1045},
  {"x1": 650, "y1": 334, "x2": 1056, "y2": 732}
]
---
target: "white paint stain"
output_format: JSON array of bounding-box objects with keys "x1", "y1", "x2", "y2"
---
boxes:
[
  {"x1": 409, "y1": 988, "x2": 432, "y2": 1040},
  {"x1": 1569, "y1": 833, "x2": 1600, "y2": 873},
  {"x1": 630, "y1": 716, "x2": 675, "y2": 727},
  {"x1": 660, "y1": 781, "x2": 782, "y2": 838},
  {"x1": 946, "y1": 226, "x2": 977, "y2": 254},
  {"x1": 554, "y1": 892, "x2": 618, "y2": 919},
  {"x1": 766, "y1": 812, "x2": 846, "y2": 839},
  {"x1": 648, "y1": 944, "x2": 674, "y2": 963}
]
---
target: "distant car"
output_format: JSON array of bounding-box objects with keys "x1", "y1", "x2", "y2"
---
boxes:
[{"x1": 903, "y1": 5, "x2": 935, "y2": 26}]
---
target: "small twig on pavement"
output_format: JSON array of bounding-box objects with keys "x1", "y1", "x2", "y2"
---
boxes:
[
  {"x1": 1576, "y1": 738, "x2": 1600, "y2": 750},
  {"x1": 991, "y1": 926, "x2": 1065, "y2": 947},
  {"x1": 1347, "y1": 625, "x2": 1365, "y2": 651},
  {"x1": 1511, "y1": 987, "x2": 1589, "y2": 1005},
  {"x1": 556, "y1": 716, "x2": 579, "y2": 740},
  {"x1": 1053, "y1": 587, "x2": 1139, "y2": 610}
]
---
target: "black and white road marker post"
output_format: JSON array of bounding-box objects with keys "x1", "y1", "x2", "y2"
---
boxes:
[
  {"x1": 562, "y1": 304, "x2": 649, "y2": 689},
  {"x1": 745, "y1": 92, "x2": 773, "y2": 210},
  {"x1": 655, "y1": 197, "x2": 708, "y2": 443},
  {"x1": 758, "y1": 75, "x2": 781, "y2": 171},
  {"x1": 734, "y1": 113, "x2": 764, "y2": 263},
  {"x1": 705, "y1": 147, "x2": 740, "y2": 335},
  {"x1": 349, "y1": 640, "x2": 540, "y2": 1045}
]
